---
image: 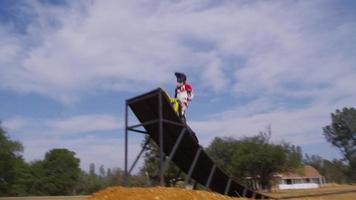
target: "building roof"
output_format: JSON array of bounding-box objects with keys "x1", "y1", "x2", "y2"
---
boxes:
[{"x1": 278, "y1": 165, "x2": 323, "y2": 179}]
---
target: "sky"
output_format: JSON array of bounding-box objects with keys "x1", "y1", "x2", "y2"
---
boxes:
[{"x1": 1, "y1": 0, "x2": 356, "y2": 174}]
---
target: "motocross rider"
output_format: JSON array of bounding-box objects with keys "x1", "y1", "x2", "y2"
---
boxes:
[{"x1": 174, "y1": 72, "x2": 194, "y2": 122}]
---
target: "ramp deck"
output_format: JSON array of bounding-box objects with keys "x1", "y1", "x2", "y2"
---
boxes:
[{"x1": 126, "y1": 88, "x2": 270, "y2": 199}]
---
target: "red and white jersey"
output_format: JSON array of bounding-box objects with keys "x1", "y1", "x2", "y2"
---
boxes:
[{"x1": 175, "y1": 82, "x2": 194, "y2": 105}]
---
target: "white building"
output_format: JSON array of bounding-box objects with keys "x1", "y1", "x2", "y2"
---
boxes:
[
  {"x1": 246, "y1": 165, "x2": 326, "y2": 190},
  {"x1": 275, "y1": 165, "x2": 326, "y2": 190}
]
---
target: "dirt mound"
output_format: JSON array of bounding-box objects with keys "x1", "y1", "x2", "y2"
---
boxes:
[{"x1": 88, "y1": 186, "x2": 247, "y2": 200}]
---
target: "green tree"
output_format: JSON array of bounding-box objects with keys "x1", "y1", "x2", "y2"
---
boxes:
[
  {"x1": 27, "y1": 160, "x2": 46, "y2": 195},
  {"x1": 105, "y1": 168, "x2": 125, "y2": 186},
  {"x1": 206, "y1": 133, "x2": 302, "y2": 191},
  {"x1": 140, "y1": 136, "x2": 183, "y2": 186},
  {"x1": 0, "y1": 122, "x2": 25, "y2": 196},
  {"x1": 8, "y1": 159, "x2": 33, "y2": 196},
  {"x1": 304, "y1": 154, "x2": 348, "y2": 183},
  {"x1": 75, "y1": 167, "x2": 126, "y2": 195},
  {"x1": 323, "y1": 107, "x2": 356, "y2": 182},
  {"x1": 41, "y1": 149, "x2": 81, "y2": 195},
  {"x1": 205, "y1": 137, "x2": 236, "y2": 175},
  {"x1": 75, "y1": 170, "x2": 102, "y2": 194},
  {"x1": 106, "y1": 168, "x2": 112, "y2": 177},
  {"x1": 89, "y1": 163, "x2": 95, "y2": 176},
  {"x1": 99, "y1": 165, "x2": 105, "y2": 177}
]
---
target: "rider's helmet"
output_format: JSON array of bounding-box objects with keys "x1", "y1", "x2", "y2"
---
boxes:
[{"x1": 174, "y1": 72, "x2": 186, "y2": 84}]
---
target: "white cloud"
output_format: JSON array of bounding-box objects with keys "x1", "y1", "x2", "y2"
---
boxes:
[
  {"x1": 1, "y1": 0, "x2": 356, "y2": 168},
  {"x1": 1, "y1": 0, "x2": 355, "y2": 105},
  {"x1": 2, "y1": 117, "x2": 29, "y2": 130},
  {"x1": 3, "y1": 114, "x2": 121, "y2": 135},
  {"x1": 0, "y1": 28, "x2": 21, "y2": 64},
  {"x1": 190, "y1": 100, "x2": 334, "y2": 147},
  {"x1": 48, "y1": 114, "x2": 121, "y2": 134}
]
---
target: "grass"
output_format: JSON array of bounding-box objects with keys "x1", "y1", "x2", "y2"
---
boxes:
[
  {"x1": 291, "y1": 192, "x2": 356, "y2": 200},
  {"x1": 265, "y1": 183, "x2": 356, "y2": 199}
]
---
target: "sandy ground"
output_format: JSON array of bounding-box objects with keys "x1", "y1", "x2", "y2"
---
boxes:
[
  {"x1": 1, "y1": 184, "x2": 356, "y2": 200},
  {"x1": 0, "y1": 196, "x2": 87, "y2": 200},
  {"x1": 88, "y1": 187, "x2": 247, "y2": 200}
]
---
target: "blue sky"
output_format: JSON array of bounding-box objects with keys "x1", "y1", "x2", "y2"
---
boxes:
[{"x1": 1, "y1": 0, "x2": 356, "y2": 173}]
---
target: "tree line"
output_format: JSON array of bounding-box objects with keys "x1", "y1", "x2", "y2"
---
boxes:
[
  {"x1": 1, "y1": 107, "x2": 355, "y2": 195},
  {"x1": 0, "y1": 125, "x2": 80, "y2": 196},
  {"x1": 0, "y1": 123, "x2": 147, "y2": 196},
  {"x1": 140, "y1": 126, "x2": 304, "y2": 190},
  {"x1": 141, "y1": 107, "x2": 356, "y2": 190}
]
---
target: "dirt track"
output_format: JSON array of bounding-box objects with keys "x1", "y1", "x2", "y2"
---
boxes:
[
  {"x1": 0, "y1": 196, "x2": 87, "y2": 200},
  {"x1": 88, "y1": 187, "x2": 247, "y2": 200}
]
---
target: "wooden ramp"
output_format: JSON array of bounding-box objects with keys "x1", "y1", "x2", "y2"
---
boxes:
[{"x1": 126, "y1": 88, "x2": 270, "y2": 199}]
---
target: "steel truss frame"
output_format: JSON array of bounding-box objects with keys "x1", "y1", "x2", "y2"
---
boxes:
[
  {"x1": 123, "y1": 90, "x2": 241, "y2": 198},
  {"x1": 124, "y1": 90, "x2": 188, "y2": 186}
]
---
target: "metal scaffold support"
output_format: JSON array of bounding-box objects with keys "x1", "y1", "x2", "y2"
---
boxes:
[
  {"x1": 123, "y1": 88, "x2": 271, "y2": 199},
  {"x1": 124, "y1": 90, "x2": 185, "y2": 187}
]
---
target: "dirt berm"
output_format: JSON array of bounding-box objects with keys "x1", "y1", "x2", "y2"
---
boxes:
[{"x1": 88, "y1": 186, "x2": 247, "y2": 200}]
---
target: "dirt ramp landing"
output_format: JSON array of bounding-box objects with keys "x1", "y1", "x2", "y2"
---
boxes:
[{"x1": 88, "y1": 187, "x2": 248, "y2": 200}]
